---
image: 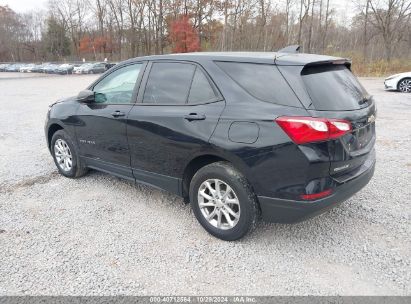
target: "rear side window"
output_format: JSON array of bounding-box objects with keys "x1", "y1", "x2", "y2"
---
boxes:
[
  {"x1": 301, "y1": 64, "x2": 369, "y2": 111},
  {"x1": 216, "y1": 62, "x2": 302, "y2": 107},
  {"x1": 143, "y1": 62, "x2": 195, "y2": 104}
]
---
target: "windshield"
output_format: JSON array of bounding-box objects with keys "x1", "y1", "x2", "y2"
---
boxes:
[{"x1": 301, "y1": 64, "x2": 370, "y2": 111}]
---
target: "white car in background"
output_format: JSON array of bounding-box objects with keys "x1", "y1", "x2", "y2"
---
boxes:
[
  {"x1": 74, "y1": 63, "x2": 92, "y2": 74},
  {"x1": 19, "y1": 64, "x2": 35, "y2": 73},
  {"x1": 384, "y1": 72, "x2": 411, "y2": 93}
]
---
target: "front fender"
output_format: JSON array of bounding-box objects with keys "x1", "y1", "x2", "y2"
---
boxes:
[{"x1": 45, "y1": 99, "x2": 81, "y2": 151}]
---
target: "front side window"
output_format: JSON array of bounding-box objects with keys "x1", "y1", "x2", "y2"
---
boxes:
[
  {"x1": 93, "y1": 63, "x2": 142, "y2": 104},
  {"x1": 143, "y1": 62, "x2": 195, "y2": 104}
]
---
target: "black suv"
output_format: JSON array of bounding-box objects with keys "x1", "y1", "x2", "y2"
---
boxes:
[{"x1": 45, "y1": 52, "x2": 376, "y2": 240}]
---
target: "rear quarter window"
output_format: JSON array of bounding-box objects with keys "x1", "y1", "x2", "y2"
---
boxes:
[
  {"x1": 215, "y1": 61, "x2": 302, "y2": 107},
  {"x1": 188, "y1": 67, "x2": 218, "y2": 104}
]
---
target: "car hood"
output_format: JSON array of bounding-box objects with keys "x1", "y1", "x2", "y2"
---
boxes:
[
  {"x1": 50, "y1": 96, "x2": 77, "y2": 107},
  {"x1": 386, "y1": 71, "x2": 411, "y2": 79}
]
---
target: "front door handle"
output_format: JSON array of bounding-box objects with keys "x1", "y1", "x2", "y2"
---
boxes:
[
  {"x1": 111, "y1": 111, "x2": 126, "y2": 118},
  {"x1": 184, "y1": 113, "x2": 206, "y2": 121}
]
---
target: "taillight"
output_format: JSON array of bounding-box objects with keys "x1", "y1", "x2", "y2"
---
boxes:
[
  {"x1": 328, "y1": 120, "x2": 351, "y2": 139},
  {"x1": 300, "y1": 189, "x2": 333, "y2": 200},
  {"x1": 275, "y1": 116, "x2": 352, "y2": 144}
]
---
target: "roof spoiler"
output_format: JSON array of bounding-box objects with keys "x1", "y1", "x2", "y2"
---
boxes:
[
  {"x1": 278, "y1": 45, "x2": 300, "y2": 54},
  {"x1": 304, "y1": 59, "x2": 352, "y2": 70}
]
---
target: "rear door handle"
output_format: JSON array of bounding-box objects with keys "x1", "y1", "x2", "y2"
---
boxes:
[
  {"x1": 111, "y1": 111, "x2": 126, "y2": 118},
  {"x1": 184, "y1": 113, "x2": 206, "y2": 121}
]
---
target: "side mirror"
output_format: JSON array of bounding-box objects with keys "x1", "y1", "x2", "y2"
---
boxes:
[{"x1": 77, "y1": 90, "x2": 95, "y2": 103}]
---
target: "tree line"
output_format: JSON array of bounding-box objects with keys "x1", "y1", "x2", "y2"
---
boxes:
[{"x1": 0, "y1": 0, "x2": 410, "y2": 70}]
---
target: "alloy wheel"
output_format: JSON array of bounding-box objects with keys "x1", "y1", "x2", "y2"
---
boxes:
[
  {"x1": 399, "y1": 79, "x2": 411, "y2": 93},
  {"x1": 54, "y1": 139, "x2": 73, "y2": 172},
  {"x1": 198, "y1": 179, "x2": 241, "y2": 230}
]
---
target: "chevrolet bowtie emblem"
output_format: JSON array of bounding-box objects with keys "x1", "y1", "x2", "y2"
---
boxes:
[{"x1": 367, "y1": 114, "x2": 376, "y2": 123}]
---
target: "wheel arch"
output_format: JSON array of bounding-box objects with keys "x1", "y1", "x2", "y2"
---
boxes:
[
  {"x1": 47, "y1": 123, "x2": 64, "y2": 150},
  {"x1": 181, "y1": 151, "x2": 253, "y2": 202}
]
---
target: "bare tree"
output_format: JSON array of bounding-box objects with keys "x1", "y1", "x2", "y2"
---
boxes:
[
  {"x1": 106, "y1": 0, "x2": 125, "y2": 60},
  {"x1": 0, "y1": 0, "x2": 410, "y2": 67},
  {"x1": 368, "y1": 0, "x2": 411, "y2": 61},
  {"x1": 321, "y1": 0, "x2": 330, "y2": 52},
  {"x1": 307, "y1": 0, "x2": 315, "y2": 52},
  {"x1": 297, "y1": 0, "x2": 311, "y2": 48}
]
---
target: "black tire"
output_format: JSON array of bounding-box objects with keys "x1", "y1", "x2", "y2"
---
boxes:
[
  {"x1": 51, "y1": 130, "x2": 88, "y2": 178},
  {"x1": 189, "y1": 161, "x2": 259, "y2": 241},
  {"x1": 398, "y1": 78, "x2": 411, "y2": 93}
]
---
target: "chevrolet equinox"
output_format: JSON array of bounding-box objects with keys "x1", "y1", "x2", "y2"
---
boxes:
[{"x1": 45, "y1": 52, "x2": 376, "y2": 240}]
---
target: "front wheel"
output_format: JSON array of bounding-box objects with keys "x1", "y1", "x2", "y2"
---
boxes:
[
  {"x1": 189, "y1": 162, "x2": 259, "y2": 241},
  {"x1": 51, "y1": 130, "x2": 88, "y2": 178},
  {"x1": 398, "y1": 78, "x2": 411, "y2": 93}
]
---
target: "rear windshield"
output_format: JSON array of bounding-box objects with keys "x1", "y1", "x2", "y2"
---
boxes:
[
  {"x1": 301, "y1": 64, "x2": 369, "y2": 111},
  {"x1": 216, "y1": 62, "x2": 302, "y2": 107}
]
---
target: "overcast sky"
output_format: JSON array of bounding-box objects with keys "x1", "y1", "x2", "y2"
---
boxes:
[
  {"x1": 0, "y1": 0, "x2": 47, "y2": 13},
  {"x1": 1, "y1": 0, "x2": 356, "y2": 22}
]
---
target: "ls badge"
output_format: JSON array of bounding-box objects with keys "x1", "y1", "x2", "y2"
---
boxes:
[{"x1": 79, "y1": 139, "x2": 96, "y2": 145}]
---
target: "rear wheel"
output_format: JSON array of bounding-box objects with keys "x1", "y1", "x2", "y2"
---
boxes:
[
  {"x1": 189, "y1": 162, "x2": 259, "y2": 241},
  {"x1": 398, "y1": 78, "x2": 411, "y2": 93},
  {"x1": 51, "y1": 130, "x2": 88, "y2": 178}
]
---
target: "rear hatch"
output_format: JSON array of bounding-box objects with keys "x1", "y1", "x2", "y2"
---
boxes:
[{"x1": 279, "y1": 62, "x2": 376, "y2": 182}]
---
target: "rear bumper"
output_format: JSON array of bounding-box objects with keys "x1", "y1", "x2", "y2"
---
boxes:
[{"x1": 257, "y1": 160, "x2": 375, "y2": 223}]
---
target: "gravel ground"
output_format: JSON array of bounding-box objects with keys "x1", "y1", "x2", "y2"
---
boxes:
[{"x1": 0, "y1": 73, "x2": 410, "y2": 296}]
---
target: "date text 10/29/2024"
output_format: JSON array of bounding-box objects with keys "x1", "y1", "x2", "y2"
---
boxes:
[{"x1": 149, "y1": 296, "x2": 257, "y2": 303}]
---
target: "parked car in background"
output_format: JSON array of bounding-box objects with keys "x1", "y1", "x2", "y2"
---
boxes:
[
  {"x1": 81, "y1": 62, "x2": 106, "y2": 74},
  {"x1": 0, "y1": 64, "x2": 10, "y2": 71},
  {"x1": 26, "y1": 64, "x2": 41, "y2": 73},
  {"x1": 39, "y1": 64, "x2": 51, "y2": 73},
  {"x1": 43, "y1": 64, "x2": 59, "y2": 74},
  {"x1": 20, "y1": 64, "x2": 36, "y2": 72},
  {"x1": 56, "y1": 64, "x2": 74, "y2": 75},
  {"x1": 45, "y1": 52, "x2": 376, "y2": 240},
  {"x1": 72, "y1": 63, "x2": 83, "y2": 73},
  {"x1": 74, "y1": 63, "x2": 92, "y2": 74},
  {"x1": 0, "y1": 62, "x2": 118, "y2": 74},
  {"x1": 5, "y1": 63, "x2": 23, "y2": 72},
  {"x1": 31, "y1": 63, "x2": 48, "y2": 73},
  {"x1": 384, "y1": 72, "x2": 411, "y2": 93}
]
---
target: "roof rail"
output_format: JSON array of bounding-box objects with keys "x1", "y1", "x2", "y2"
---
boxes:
[{"x1": 278, "y1": 45, "x2": 300, "y2": 54}]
